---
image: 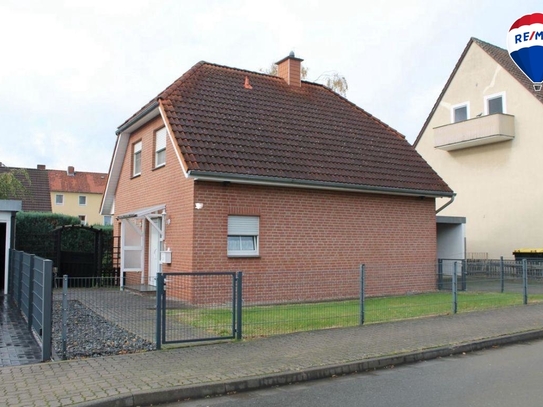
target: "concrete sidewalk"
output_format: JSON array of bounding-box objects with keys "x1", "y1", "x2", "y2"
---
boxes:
[{"x1": 2, "y1": 304, "x2": 543, "y2": 407}]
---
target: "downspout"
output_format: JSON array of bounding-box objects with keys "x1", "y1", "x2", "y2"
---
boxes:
[{"x1": 436, "y1": 193, "x2": 456, "y2": 214}]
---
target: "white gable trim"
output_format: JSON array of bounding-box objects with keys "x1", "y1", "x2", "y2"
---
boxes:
[
  {"x1": 101, "y1": 105, "x2": 161, "y2": 215},
  {"x1": 158, "y1": 102, "x2": 189, "y2": 177}
]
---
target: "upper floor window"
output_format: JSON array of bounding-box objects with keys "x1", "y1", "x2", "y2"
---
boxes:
[
  {"x1": 155, "y1": 127, "x2": 167, "y2": 168},
  {"x1": 485, "y1": 93, "x2": 506, "y2": 115},
  {"x1": 79, "y1": 195, "x2": 87, "y2": 206},
  {"x1": 452, "y1": 102, "x2": 469, "y2": 123},
  {"x1": 55, "y1": 194, "x2": 64, "y2": 205},
  {"x1": 227, "y1": 215, "x2": 259, "y2": 257},
  {"x1": 133, "y1": 140, "x2": 142, "y2": 177}
]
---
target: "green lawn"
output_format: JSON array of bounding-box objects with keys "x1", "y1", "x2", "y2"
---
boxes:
[{"x1": 169, "y1": 291, "x2": 543, "y2": 338}]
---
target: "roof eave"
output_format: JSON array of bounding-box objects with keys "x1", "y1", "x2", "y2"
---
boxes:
[
  {"x1": 116, "y1": 102, "x2": 160, "y2": 135},
  {"x1": 102, "y1": 103, "x2": 161, "y2": 215},
  {"x1": 413, "y1": 38, "x2": 477, "y2": 147},
  {"x1": 187, "y1": 171, "x2": 454, "y2": 198}
]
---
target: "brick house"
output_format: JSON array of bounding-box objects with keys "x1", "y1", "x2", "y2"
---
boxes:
[{"x1": 101, "y1": 53, "x2": 453, "y2": 303}]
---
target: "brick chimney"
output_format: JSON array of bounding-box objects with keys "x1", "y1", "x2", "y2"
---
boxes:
[
  {"x1": 37, "y1": 164, "x2": 46, "y2": 170},
  {"x1": 276, "y1": 51, "x2": 304, "y2": 87},
  {"x1": 67, "y1": 166, "x2": 75, "y2": 176}
]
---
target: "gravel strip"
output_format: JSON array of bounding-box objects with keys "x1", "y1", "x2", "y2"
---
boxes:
[{"x1": 52, "y1": 300, "x2": 154, "y2": 360}]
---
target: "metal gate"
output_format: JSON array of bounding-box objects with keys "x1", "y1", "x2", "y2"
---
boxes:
[{"x1": 155, "y1": 272, "x2": 242, "y2": 348}]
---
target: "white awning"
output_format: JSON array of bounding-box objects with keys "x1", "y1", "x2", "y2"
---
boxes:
[{"x1": 117, "y1": 204, "x2": 166, "y2": 220}]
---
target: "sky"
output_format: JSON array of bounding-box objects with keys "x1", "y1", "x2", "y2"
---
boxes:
[{"x1": 0, "y1": 0, "x2": 540, "y2": 173}]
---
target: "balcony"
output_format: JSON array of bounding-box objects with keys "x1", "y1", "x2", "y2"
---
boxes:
[{"x1": 434, "y1": 113, "x2": 515, "y2": 151}]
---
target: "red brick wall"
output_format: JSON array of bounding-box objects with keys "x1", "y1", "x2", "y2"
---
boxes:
[
  {"x1": 114, "y1": 117, "x2": 438, "y2": 303},
  {"x1": 114, "y1": 115, "x2": 195, "y2": 285},
  {"x1": 186, "y1": 182, "x2": 437, "y2": 304}
]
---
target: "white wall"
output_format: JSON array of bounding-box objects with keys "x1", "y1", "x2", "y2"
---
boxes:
[{"x1": 416, "y1": 42, "x2": 543, "y2": 259}]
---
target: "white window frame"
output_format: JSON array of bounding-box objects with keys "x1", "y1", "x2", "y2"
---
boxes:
[
  {"x1": 79, "y1": 195, "x2": 87, "y2": 206},
  {"x1": 155, "y1": 127, "x2": 167, "y2": 168},
  {"x1": 484, "y1": 92, "x2": 506, "y2": 115},
  {"x1": 78, "y1": 215, "x2": 87, "y2": 225},
  {"x1": 133, "y1": 140, "x2": 142, "y2": 177},
  {"x1": 227, "y1": 215, "x2": 259, "y2": 257},
  {"x1": 55, "y1": 194, "x2": 64, "y2": 205},
  {"x1": 451, "y1": 102, "x2": 470, "y2": 123},
  {"x1": 103, "y1": 215, "x2": 112, "y2": 226}
]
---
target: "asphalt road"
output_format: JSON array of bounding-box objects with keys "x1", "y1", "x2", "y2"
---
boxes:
[{"x1": 161, "y1": 339, "x2": 543, "y2": 407}]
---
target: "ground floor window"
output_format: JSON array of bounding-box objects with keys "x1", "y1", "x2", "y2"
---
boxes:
[{"x1": 227, "y1": 215, "x2": 259, "y2": 256}]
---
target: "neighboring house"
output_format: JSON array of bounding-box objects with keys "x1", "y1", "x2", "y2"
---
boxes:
[
  {"x1": 101, "y1": 53, "x2": 453, "y2": 303},
  {"x1": 0, "y1": 164, "x2": 108, "y2": 225},
  {"x1": 49, "y1": 166, "x2": 109, "y2": 226},
  {"x1": 0, "y1": 165, "x2": 52, "y2": 212},
  {"x1": 414, "y1": 37, "x2": 543, "y2": 260}
]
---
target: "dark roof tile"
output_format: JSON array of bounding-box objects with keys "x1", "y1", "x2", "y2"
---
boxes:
[
  {"x1": 0, "y1": 167, "x2": 51, "y2": 212},
  {"x1": 126, "y1": 61, "x2": 452, "y2": 195}
]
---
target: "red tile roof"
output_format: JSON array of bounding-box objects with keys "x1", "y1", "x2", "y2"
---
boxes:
[
  {"x1": 48, "y1": 169, "x2": 107, "y2": 194},
  {"x1": 123, "y1": 60, "x2": 452, "y2": 196}
]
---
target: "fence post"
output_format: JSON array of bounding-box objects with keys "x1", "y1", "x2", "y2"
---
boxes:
[
  {"x1": 27, "y1": 254, "x2": 35, "y2": 332},
  {"x1": 360, "y1": 264, "x2": 365, "y2": 325},
  {"x1": 156, "y1": 272, "x2": 163, "y2": 350},
  {"x1": 437, "y1": 259, "x2": 443, "y2": 290},
  {"x1": 236, "y1": 272, "x2": 243, "y2": 340},
  {"x1": 17, "y1": 251, "x2": 23, "y2": 308},
  {"x1": 61, "y1": 275, "x2": 68, "y2": 360},
  {"x1": 8, "y1": 249, "x2": 13, "y2": 298},
  {"x1": 500, "y1": 256, "x2": 505, "y2": 293},
  {"x1": 42, "y1": 260, "x2": 53, "y2": 361},
  {"x1": 461, "y1": 259, "x2": 467, "y2": 291},
  {"x1": 523, "y1": 259, "x2": 528, "y2": 305},
  {"x1": 452, "y1": 262, "x2": 458, "y2": 314}
]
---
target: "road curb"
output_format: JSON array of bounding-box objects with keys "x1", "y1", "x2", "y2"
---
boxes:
[{"x1": 77, "y1": 329, "x2": 543, "y2": 407}]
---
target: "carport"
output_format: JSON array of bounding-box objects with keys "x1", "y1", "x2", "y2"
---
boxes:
[{"x1": 0, "y1": 200, "x2": 22, "y2": 294}]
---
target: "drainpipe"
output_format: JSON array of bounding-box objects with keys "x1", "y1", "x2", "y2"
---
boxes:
[{"x1": 436, "y1": 193, "x2": 456, "y2": 214}]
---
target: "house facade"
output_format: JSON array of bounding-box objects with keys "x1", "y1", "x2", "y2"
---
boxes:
[
  {"x1": 0, "y1": 165, "x2": 51, "y2": 212},
  {"x1": 48, "y1": 166, "x2": 109, "y2": 226},
  {"x1": 415, "y1": 38, "x2": 543, "y2": 259},
  {"x1": 102, "y1": 53, "x2": 453, "y2": 303}
]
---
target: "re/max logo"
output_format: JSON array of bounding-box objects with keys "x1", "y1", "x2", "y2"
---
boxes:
[{"x1": 515, "y1": 31, "x2": 543, "y2": 43}]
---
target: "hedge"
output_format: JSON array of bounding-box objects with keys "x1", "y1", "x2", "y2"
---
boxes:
[{"x1": 15, "y1": 212, "x2": 113, "y2": 262}]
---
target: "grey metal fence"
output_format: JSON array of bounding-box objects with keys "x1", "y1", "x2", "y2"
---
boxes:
[
  {"x1": 53, "y1": 276, "x2": 156, "y2": 360},
  {"x1": 8, "y1": 249, "x2": 53, "y2": 361},
  {"x1": 360, "y1": 260, "x2": 543, "y2": 325},
  {"x1": 31, "y1": 259, "x2": 543, "y2": 361},
  {"x1": 232, "y1": 268, "x2": 364, "y2": 338},
  {"x1": 156, "y1": 272, "x2": 242, "y2": 349}
]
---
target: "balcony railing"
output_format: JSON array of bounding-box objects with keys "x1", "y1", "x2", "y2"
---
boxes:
[{"x1": 434, "y1": 113, "x2": 515, "y2": 151}]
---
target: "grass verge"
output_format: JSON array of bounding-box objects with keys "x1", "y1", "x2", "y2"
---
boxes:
[{"x1": 168, "y1": 291, "x2": 543, "y2": 338}]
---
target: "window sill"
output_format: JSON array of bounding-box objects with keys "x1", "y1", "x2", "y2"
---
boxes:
[
  {"x1": 227, "y1": 254, "x2": 260, "y2": 258},
  {"x1": 153, "y1": 164, "x2": 166, "y2": 171},
  {"x1": 131, "y1": 174, "x2": 141, "y2": 180}
]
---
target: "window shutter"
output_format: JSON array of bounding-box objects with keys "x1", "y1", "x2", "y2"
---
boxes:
[
  {"x1": 228, "y1": 216, "x2": 259, "y2": 235},
  {"x1": 156, "y1": 128, "x2": 166, "y2": 151}
]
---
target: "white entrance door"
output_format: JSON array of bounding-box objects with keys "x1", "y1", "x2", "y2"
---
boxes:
[{"x1": 148, "y1": 218, "x2": 162, "y2": 286}]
